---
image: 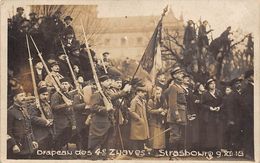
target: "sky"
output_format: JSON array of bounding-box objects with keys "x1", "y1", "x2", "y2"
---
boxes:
[{"x1": 7, "y1": 0, "x2": 258, "y2": 37}]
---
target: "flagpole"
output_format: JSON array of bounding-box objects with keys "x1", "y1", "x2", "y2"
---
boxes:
[{"x1": 130, "y1": 5, "x2": 168, "y2": 81}]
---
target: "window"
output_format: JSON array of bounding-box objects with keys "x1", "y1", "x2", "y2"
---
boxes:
[
  {"x1": 104, "y1": 38, "x2": 110, "y2": 46},
  {"x1": 121, "y1": 37, "x2": 127, "y2": 46},
  {"x1": 137, "y1": 37, "x2": 143, "y2": 45}
]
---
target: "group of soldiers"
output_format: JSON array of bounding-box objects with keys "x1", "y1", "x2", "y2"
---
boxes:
[{"x1": 7, "y1": 8, "x2": 254, "y2": 160}]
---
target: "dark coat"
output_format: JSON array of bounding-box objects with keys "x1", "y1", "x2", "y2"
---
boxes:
[
  {"x1": 183, "y1": 25, "x2": 196, "y2": 48},
  {"x1": 7, "y1": 104, "x2": 35, "y2": 156},
  {"x1": 50, "y1": 92, "x2": 76, "y2": 134},
  {"x1": 29, "y1": 102, "x2": 54, "y2": 143},
  {"x1": 201, "y1": 90, "x2": 224, "y2": 149}
]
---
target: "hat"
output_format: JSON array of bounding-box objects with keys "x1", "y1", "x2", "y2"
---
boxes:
[
  {"x1": 13, "y1": 88, "x2": 25, "y2": 96},
  {"x1": 60, "y1": 77, "x2": 71, "y2": 83},
  {"x1": 17, "y1": 7, "x2": 24, "y2": 12},
  {"x1": 230, "y1": 78, "x2": 243, "y2": 86},
  {"x1": 99, "y1": 75, "x2": 109, "y2": 82},
  {"x1": 183, "y1": 73, "x2": 191, "y2": 78},
  {"x1": 244, "y1": 69, "x2": 253, "y2": 79},
  {"x1": 29, "y1": 12, "x2": 37, "y2": 16},
  {"x1": 170, "y1": 67, "x2": 182, "y2": 76},
  {"x1": 205, "y1": 78, "x2": 216, "y2": 89},
  {"x1": 136, "y1": 87, "x2": 147, "y2": 92},
  {"x1": 64, "y1": 16, "x2": 73, "y2": 21},
  {"x1": 102, "y1": 52, "x2": 110, "y2": 56},
  {"x1": 38, "y1": 87, "x2": 48, "y2": 94},
  {"x1": 48, "y1": 60, "x2": 59, "y2": 67},
  {"x1": 54, "y1": 10, "x2": 62, "y2": 14}
]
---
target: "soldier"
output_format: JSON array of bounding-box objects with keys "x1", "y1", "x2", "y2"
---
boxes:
[
  {"x1": 88, "y1": 75, "x2": 131, "y2": 159},
  {"x1": 7, "y1": 88, "x2": 38, "y2": 159},
  {"x1": 201, "y1": 79, "x2": 224, "y2": 151},
  {"x1": 29, "y1": 87, "x2": 54, "y2": 154},
  {"x1": 51, "y1": 10, "x2": 64, "y2": 36},
  {"x1": 220, "y1": 26, "x2": 232, "y2": 53},
  {"x1": 129, "y1": 87, "x2": 149, "y2": 155},
  {"x1": 50, "y1": 77, "x2": 76, "y2": 150},
  {"x1": 34, "y1": 62, "x2": 47, "y2": 85},
  {"x1": 44, "y1": 60, "x2": 64, "y2": 87},
  {"x1": 163, "y1": 67, "x2": 187, "y2": 151}
]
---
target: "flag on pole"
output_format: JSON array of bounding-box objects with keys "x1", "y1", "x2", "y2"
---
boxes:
[{"x1": 139, "y1": 13, "x2": 165, "y2": 83}]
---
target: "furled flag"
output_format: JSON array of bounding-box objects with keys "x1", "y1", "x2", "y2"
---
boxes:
[{"x1": 139, "y1": 6, "x2": 168, "y2": 83}]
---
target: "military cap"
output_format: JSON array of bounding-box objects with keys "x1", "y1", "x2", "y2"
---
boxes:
[
  {"x1": 64, "y1": 16, "x2": 73, "y2": 21},
  {"x1": 13, "y1": 88, "x2": 25, "y2": 96},
  {"x1": 170, "y1": 67, "x2": 182, "y2": 76},
  {"x1": 48, "y1": 60, "x2": 59, "y2": 67},
  {"x1": 17, "y1": 7, "x2": 24, "y2": 12},
  {"x1": 38, "y1": 87, "x2": 48, "y2": 94},
  {"x1": 244, "y1": 69, "x2": 254, "y2": 79},
  {"x1": 60, "y1": 77, "x2": 71, "y2": 83},
  {"x1": 230, "y1": 78, "x2": 243, "y2": 86},
  {"x1": 99, "y1": 75, "x2": 109, "y2": 82}
]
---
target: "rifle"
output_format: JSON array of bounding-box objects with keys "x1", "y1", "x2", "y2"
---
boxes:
[
  {"x1": 29, "y1": 35, "x2": 73, "y2": 106},
  {"x1": 80, "y1": 20, "x2": 113, "y2": 111},
  {"x1": 60, "y1": 38, "x2": 84, "y2": 97},
  {"x1": 25, "y1": 34, "x2": 47, "y2": 120}
]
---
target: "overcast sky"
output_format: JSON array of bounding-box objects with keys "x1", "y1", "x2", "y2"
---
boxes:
[{"x1": 7, "y1": 0, "x2": 258, "y2": 37}]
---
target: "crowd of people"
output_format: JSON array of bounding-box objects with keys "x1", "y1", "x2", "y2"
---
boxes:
[{"x1": 7, "y1": 7, "x2": 254, "y2": 160}]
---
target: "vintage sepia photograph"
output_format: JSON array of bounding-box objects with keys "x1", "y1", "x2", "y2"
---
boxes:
[{"x1": 1, "y1": 0, "x2": 259, "y2": 162}]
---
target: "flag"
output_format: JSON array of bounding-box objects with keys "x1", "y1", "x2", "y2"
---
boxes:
[{"x1": 139, "y1": 17, "x2": 163, "y2": 83}]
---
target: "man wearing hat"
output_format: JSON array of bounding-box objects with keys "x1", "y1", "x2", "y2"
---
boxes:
[
  {"x1": 52, "y1": 10, "x2": 65, "y2": 35},
  {"x1": 88, "y1": 75, "x2": 131, "y2": 159},
  {"x1": 201, "y1": 78, "x2": 224, "y2": 151},
  {"x1": 7, "y1": 88, "x2": 38, "y2": 159},
  {"x1": 44, "y1": 60, "x2": 64, "y2": 87},
  {"x1": 63, "y1": 16, "x2": 75, "y2": 38},
  {"x1": 29, "y1": 12, "x2": 38, "y2": 27},
  {"x1": 241, "y1": 69, "x2": 254, "y2": 159},
  {"x1": 224, "y1": 77, "x2": 243, "y2": 151},
  {"x1": 164, "y1": 67, "x2": 188, "y2": 150},
  {"x1": 12, "y1": 7, "x2": 25, "y2": 29},
  {"x1": 50, "y1": 77, "x2": 77, "y2": 151},
  {"x1": 29, "y1": 87, "x2": 54, "y2": 157}
]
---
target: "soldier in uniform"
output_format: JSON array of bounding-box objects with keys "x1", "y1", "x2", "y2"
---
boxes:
[
  {"x1": 7, "y1": 88, "x2": 38, "y2": 159},
  {"x1": 44, "y1": 60, "x2": 64, "y2": 87},
  {"x1": 50, "y1": 77, "x2": 76, "y2": 150},
  {"x1": 29, "y1": 87, "x2": 54, "y2": 153},
  {"x1": 88, "y1": 75, "x2": 131, "y2": 159},
  {"x1": 163, "y1": 67, "x2": 187, "y2": 151}
]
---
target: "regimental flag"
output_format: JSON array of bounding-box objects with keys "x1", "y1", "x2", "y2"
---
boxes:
[{"x1": 139, "y1": 7, "x2": 167, "y2": 83}]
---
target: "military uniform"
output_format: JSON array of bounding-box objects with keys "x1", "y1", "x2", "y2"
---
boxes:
[
  {"x1": 29, "y1": 101, "x2": 54, "y2": 151},
  {"x1": 164, "y1": 83, "x2": 187, "y2": 150},
  {"x1": 88, "y1": 87, "x2": 127, "y2": 153},
  {"x1": 51, "y1": 91, "x2": 76, "y2": 150},
  {"x1": 7, "y1": 103, "x2": 36, "y2": 159}
]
